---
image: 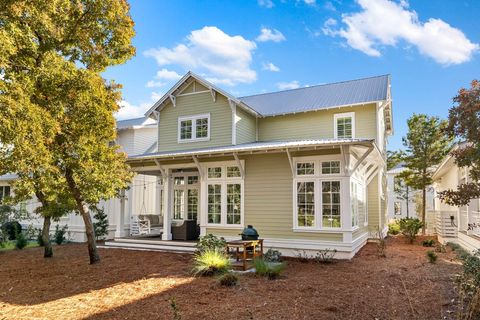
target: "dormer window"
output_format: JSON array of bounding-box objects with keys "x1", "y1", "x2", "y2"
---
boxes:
[
  {"x1": 178, "y1": 114, "x2": 210, "y2": 142},
  {"x1": 334, "y1": 112, "x2": 355, "y2": 139}
]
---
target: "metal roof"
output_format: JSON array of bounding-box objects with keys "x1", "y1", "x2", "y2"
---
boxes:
[
  {"x1": 128, "y1": 138, "x2": 374, "y2": 161},
  {"x1": 239, "y1": 75, "x2": 390, "y2": 116},
  {"x1": 0, "y1": 174, "x2": 18, "y2": 181},
  {"x1": 116, "y1": 117, "x2": 157, "y2": 130}
]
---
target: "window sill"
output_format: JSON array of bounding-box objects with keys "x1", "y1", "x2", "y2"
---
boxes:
[
  {"x1": 293, "y1": 228, "x2": 346, "y2": 233},
  {"x1": 178, "y1": 138, "x2": 211, "y2": 144}
]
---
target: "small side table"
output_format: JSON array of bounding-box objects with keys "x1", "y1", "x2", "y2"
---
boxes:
[{"x1": 225, "y1": 239, "x2": 264, "y2": 271}]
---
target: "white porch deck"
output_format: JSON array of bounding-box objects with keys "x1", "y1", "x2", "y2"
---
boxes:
[{"x1": 102, "y1": 237, "x2": 198, "y2": 253}]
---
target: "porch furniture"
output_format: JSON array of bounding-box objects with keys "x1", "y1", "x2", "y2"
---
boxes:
[
  {"x1": 130, "y1": 215, "x2": 163, "y2": 236},
  {"x1": 225, "y1": 239, "x2": 264, "y2": 271},
  {"x1": 171, "y1": 219, "x2": 200, "y2": 241}
]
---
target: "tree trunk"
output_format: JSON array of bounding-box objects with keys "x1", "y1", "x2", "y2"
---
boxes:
[
  {"x1": 65, "y1": 168, "x2": 100, "y2": 264},
  {"x1": 422, "y1": 187, "x2": 427, "y2": 235},
  {"x1": 42, "y1": 216, "x2": 53, "y2": 258},
  {"x1": 406, "y1": 186, "x2": 410, "y2": 218}
]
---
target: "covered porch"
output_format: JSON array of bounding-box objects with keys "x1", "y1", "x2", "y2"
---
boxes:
[{"x1": 111, "y1": 139, "x2": 383, "y2": 256}]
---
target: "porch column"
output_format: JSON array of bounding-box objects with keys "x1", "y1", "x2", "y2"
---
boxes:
[
  {"x1": 162, "y1": 170, "x2": 172, "y2": 240},
  {"x1": 342, "y1": 177, "x2": 352, "y2": 243},
  {"x1": 115, "y1": 189, "x2": 126, "y2": 238}
]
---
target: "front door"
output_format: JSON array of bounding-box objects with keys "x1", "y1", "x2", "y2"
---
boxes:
[{"x1": 173, "y1": 174, "x2": 199, "y2": 222}]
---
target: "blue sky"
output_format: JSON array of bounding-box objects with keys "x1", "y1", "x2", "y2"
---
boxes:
[{"x1": 103, "y1": 0, "x2": 480, "y2": 151}]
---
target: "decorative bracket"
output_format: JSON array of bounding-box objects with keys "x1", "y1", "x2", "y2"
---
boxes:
[
  {"x1": 192, "y1": 156, "x2": 204, "y2": 179},
  {"x1": 286, "y1": 149, "x2": 295, "y2": 177},
  {"x1": 233, "y1": 153, "x2": 245, "y2": 178},
  {"x1": 210, "y1": 87, "x2": 217, "y2": 102},
  {"x1": 169, "y1": 94, "x2": 176, "y2": 107}
]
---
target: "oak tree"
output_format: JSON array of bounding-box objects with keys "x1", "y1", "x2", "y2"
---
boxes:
[{"x1": 0, "y1": 0, "x2": 135, "y2": 263}]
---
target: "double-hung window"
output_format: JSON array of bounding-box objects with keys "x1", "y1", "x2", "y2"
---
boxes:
[
  {"x1": 205, "y1": 163, "x2": 244, "y2": 227},
  {"x1": 334, "y1": 112, "x2": 355, "y2": 139},
  {"x1": 178, "y1": 114, "x2": 210, "y2": 142},
  {"x1": 0, "y1": 186, "x2": 11, "y2": 202}
]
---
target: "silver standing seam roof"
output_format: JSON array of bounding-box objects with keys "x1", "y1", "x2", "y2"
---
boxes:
[
  {"x1": 128, "y1": 138, "x2": 374, "y2": 161},
  {"x1": 116, "y1": 117, "x2": 157, "y2": 130},
  {"x1": 239, "y1": 75, "x2": 389, "y2": 116}
]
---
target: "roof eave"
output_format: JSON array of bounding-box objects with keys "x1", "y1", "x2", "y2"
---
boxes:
[
  {"x1": 127, "y1": 139, "x2": 375, "y2": 163},
  {"x1": 144, "y1": 71, "x2": 261, "y2": 119}
]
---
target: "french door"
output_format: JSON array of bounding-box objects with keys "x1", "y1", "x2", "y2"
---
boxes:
[{"x1": 173, "y1": 174, "x2": 199, "y2": 222}]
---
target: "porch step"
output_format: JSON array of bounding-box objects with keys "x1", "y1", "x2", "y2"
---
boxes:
[{"x1": 102, "y1": 238, "x2": 197, "y2": 253}]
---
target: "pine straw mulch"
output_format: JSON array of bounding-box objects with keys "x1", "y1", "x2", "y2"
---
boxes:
[{"x1": 0, "y1": 236, "x2": 461, "y2": 320}]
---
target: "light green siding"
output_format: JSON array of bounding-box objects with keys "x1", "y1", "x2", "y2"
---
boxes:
[
  {"x1": 236, "y1": 108, "x2": 256, "y2": 144},
  {"x1": 258, "y1": 104, "x2": 377, "y2": 141},
  {"x1": 207, "y1": 152, "x2": 343, "y2": 242},
  {"x1": 158, "y1": 92, "x2": 232, "y2": 152},
  {"x1": 368, "y1": 174, "x2": 380, "y2": 231}
]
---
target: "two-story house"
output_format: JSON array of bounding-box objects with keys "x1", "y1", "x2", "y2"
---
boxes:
[{"x1": 109, "y1": 72, "x2": 393, "y2": 259}]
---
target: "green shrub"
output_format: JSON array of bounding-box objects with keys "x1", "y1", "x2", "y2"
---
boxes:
[
  {"x1": 435, "y1": 243, "x2": 446, "y2": 253},
  {"x1": 314, "y1": 248, "x2": 337, "y2": 263},
  {"x1": 218, "y1": 272, "x2": 238, "y2": 287},
  {"x1": 2, "y1": 221, "x2": 22, "y2": 240},
  {"x1": 196, "y1": 234, "x2": 226, "y2": 252},
  {"x1": 54, "y1": 224, "x2": 68, "y2": 245},
  {"x1": 15, "y1": 232, "x2": 27, "y2": 250},
  {"x1": 422, "y1": 239, "x2": 435, "y2": 247},
  {"x1": 37, "y1": 228, "x2": 45, "y2": 246},
  {"x1": 452, "y1": 249, "x2": 480, "y2": 319},
  {"x1": 264, "y1": 249, "x2": 282, "y2": 262},
  {"x1": 254, "y1": 259, "x2": 286, "y2": 280},
  {"x1": 399, "y1": 218, "x2": 423, "y2": 243},
  {"x1": 92, "y1": 206, "x2": 109, "y2": 240},
  {"x1": 388, "y1": 221, "x2": 401, "y2": 235},
  {"x1": 426, "y1": 250, "x2": 437, "y2": 263},
  {"x1": 169, "y1": 296, "x2": 181, "y2": 320},
  {"x1": 192, "y1": 249, "x2": 230, "y2": 276}
]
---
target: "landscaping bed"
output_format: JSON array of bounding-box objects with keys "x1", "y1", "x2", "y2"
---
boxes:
[{"x1": 0, "y1": 236, "x2": 461, "y2": 319}]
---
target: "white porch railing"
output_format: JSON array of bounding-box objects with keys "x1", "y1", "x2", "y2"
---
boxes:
[{"x1": 435, "y1": 211, "x2": 458, "y2": 238}]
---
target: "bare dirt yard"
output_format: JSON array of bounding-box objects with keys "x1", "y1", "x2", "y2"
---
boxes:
[{"x1": 0, "y1": 236, "x2": 461, "y2": 320}]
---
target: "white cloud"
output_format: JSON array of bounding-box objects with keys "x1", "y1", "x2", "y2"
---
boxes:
[
  {"x1": 323, "y1": 0, "x2": 478, "y2": 65},
  {"x1": 144, "y1": 26, "x2": 257, "y2": 86},
  {"x1": 115, "y1": 92, "x2": 165, "y2": 121},
  {"x1": 256, "y1": 28, "x2": 286, "y2": 43},
  {"x1": 155, "y1": 69, "x2": 182, "y2": 81},
  {"x1": 258, "y1": 0, "x2": 274, "y2": 8},
  {"x1": 146, "y1": 80, "x2": 165, "y2": 88},
  {"x1": 277, "y1": 80, "x2": 300, "y2": 90},
  {"x1": 145, "y1": 69, "x2": 181, "y2": 88},
  {"x1": 304, "y1": 0, "x2": 316, "y2": 5},
  {"x1": 262, "y1": 62, "x2": 280, "y2": 72},
  {"x1": 116, "y1": 100, "x2": 149, "y2": 120}
]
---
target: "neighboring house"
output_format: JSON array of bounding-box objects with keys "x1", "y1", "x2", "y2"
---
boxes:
[
  {"x1": 387, "y1": 165, "x2": 435, "y2": 220},
  {"x1": 0, "y1": 117, "x2": 158, "y2": 242},
  {"x1": 432, "y1": 143, "x2": 480, "y2": 252},
  {"x1": 106, "y1": 71, "x2": 393, "y2": 259}
]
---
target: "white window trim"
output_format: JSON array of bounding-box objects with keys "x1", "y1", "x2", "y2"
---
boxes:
[
  {"x1": 293, "y1": 177, "x2": 344, "y2": 231},
  {"x1": 177, "y1": 113, "x2": 211, "y2": 143},
  {"x1": 202, "y1": 161, "x2": 245, "y2": 228},
  {"x1": 334, "y1": 112, "x2": 355, "y2": 139}
]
